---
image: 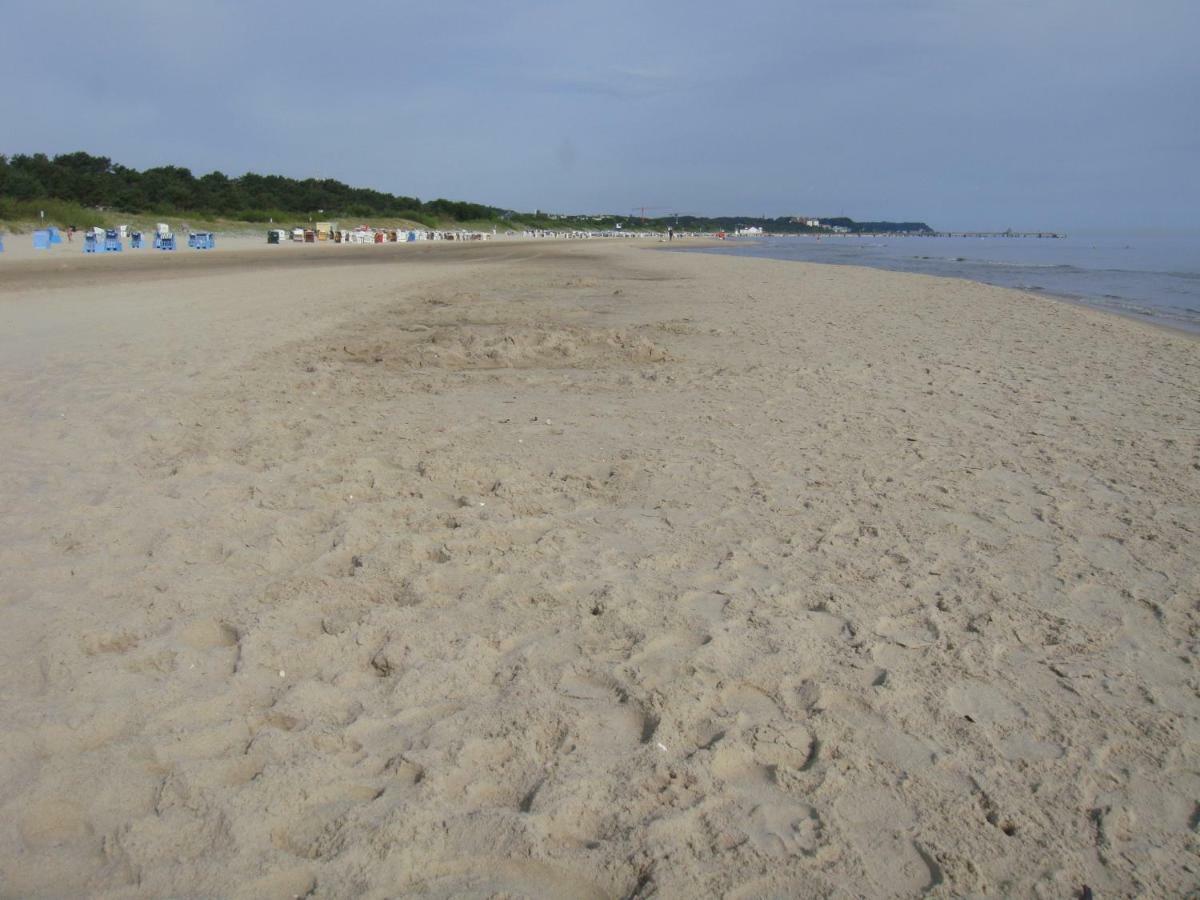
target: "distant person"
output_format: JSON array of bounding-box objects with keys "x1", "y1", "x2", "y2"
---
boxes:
[{"x1": 668, "y1": 227, "x2": 674, "y2": 242}]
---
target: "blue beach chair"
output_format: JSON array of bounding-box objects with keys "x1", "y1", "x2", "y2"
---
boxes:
[
  {"x1": 130, "y1": 231, "x2": 143, "y2": 249},
  {"x1": 84, "y1": 233, "x2": 100, "y2": 253},
  {"x1": 48, "y1": 226, "x2": 62, "y2": 244},
  {"x1": 33, "y1": 230, "x2": 50, "y2": 250},
  {"x1": 103, "y1": 229, "x2": 123, "y2": 252}
]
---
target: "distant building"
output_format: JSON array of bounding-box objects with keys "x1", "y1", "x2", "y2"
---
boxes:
[{"x1": 735, "y1": 225, "x2": 764, "y2": 236}]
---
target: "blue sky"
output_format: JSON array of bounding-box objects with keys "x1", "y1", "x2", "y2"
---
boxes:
[{"x1": 2, "y1": 0, "x2": 1197, "y2": 229}]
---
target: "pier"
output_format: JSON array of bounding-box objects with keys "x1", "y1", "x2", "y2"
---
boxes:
[
  {"x1": 930, "y1": 231, "x2": 1065, "y2": 239},
  {"x1": 813, "y1": 230, "x2": 1066, "y2": 239}
]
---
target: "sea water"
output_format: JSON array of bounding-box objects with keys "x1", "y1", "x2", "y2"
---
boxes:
[{"x1": 686, "y1": 232, "x2": 1200, "y2": 334}]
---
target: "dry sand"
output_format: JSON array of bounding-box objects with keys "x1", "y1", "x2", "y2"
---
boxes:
[{"x1": 1, "y1": 240, "x2": 1197, "y2": 897}]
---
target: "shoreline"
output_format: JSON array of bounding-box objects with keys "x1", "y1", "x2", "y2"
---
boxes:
[
  {"x1": 671, "y1": 240, "x2": 1200, "y2": 338},
  {"x1": 1, "y1": 242, "x2": 1197, "y2": 896}
]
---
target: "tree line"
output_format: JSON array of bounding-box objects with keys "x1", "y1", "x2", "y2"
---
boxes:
[
  {"x1": 670, "y1": 215, "x2": 933, "y2": 235},
  {"x1": 1, "y1": 151, "x2": 935, "y2": 234},
  {"x1": 0, "y1": 151, "x2": 502, "y2": 223}
]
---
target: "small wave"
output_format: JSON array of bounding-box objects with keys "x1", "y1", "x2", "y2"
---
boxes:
[
  {"x1": 931, "y1": 257, "x2": 1085, "y2": 272},
  {"x1": 983, "y1": 261, "x2": 1081, "y2": 271}
]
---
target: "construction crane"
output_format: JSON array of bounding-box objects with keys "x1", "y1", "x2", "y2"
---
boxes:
[{"x1": 630, "y1": 205, "x2": 672, "y2": 223}]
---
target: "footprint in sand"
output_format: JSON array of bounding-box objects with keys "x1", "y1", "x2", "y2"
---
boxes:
[
  {"x1": 81, "y1": 630, "x2": 140, "y2": 655},
  {"x1": 18, "y1": 800, "x2": 94, "y2": 851},
  {"x1": 874, "y1": 614, "x2": 938, "y2": 649},
  {"x1": 717, "y1": 682, "x2": 783, "y2": 722},
  {"x1": 710, "y1": 734, "x2": 823, "y2": 857},
  {"x1": 399, "y1": 858, "x2": 611, "y2": 900},
  {"x1": 794, "y1": 608, "x2": 855, "y2": 643},
  {"x1": 232, "y1": 868, "x2": 316, "y2": 900},
  {"x1": 748, "y1": 722, "x2": 817, "y2": 772},
  {"x1": 832, "y1": 787, "x2": 939, "y2": 896},
  {"x1": 683, "y1": 674, "x2": 828, "y2": 858},
  {"x1": 179, "y1": 619, "x2": 239, "y2": 651},
  {"x1": 746, "y1": 801, "x2": 822, "y2": 857},
  {"x1": 271, "y1": 802, "x2": 352, "y2": 860},
  {"x1": 945, "y1": 681, "x2": 1025, "y2": 726},
  {"x1": 624, "y1": 629, "x2": 710, "y2": 692},
  {"x1": 678, "y1": 589, "x2": 729, "y2": 624},
  {"x1": 558, "y1": 670, "x2": 658, "y2": 750}
]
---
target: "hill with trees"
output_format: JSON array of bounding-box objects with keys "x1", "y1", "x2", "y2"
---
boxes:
[{"x1": 815, "y1": 217, "x2": 932, "y2": 234}]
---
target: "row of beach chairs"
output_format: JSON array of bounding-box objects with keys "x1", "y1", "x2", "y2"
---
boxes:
[{"x1": 0, "y1": 227, "x2": 213, "y2": 254}]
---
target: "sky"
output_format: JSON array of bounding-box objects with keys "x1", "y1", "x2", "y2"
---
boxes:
[{"x1": 2, "y1": 0, "x2": 1197, "y2": 231}]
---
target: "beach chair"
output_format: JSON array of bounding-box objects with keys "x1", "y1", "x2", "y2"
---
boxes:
[
  {"x1": 103, "y1": 229, "x2": 123, "y2": 252},
  {"x1": 33, "y1": 230, "x2": 50, "y2": 250},
  {"x1": 84, "y1": 233, "x2": 100, "y2": 253},
  {"x1": 0, "y1": 235, "x2": 5, "y2": 252},
  {"x1": 130, "y1": 232, "x2": 143, "y2": 249},
  {"x1": 48, "y1": 227, "x2": 62, "y2": 245}
]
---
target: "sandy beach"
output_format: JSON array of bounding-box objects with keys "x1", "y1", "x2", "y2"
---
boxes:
[{"x1": 1, "y1": 240, "x2": 1197, "y2": 897}]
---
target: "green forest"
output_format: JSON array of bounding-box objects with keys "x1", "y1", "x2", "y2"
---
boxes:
[
  {"x1": 0, "y1": 150, "x2": 933, "y2": 235},
  {"x1": 0, "y1": 151, "x2": 499, "y2": 227}
]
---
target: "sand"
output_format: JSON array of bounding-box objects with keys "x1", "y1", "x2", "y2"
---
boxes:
[{"x1": 1, "y1": 239, "x2": 1197, "y2": 897}]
